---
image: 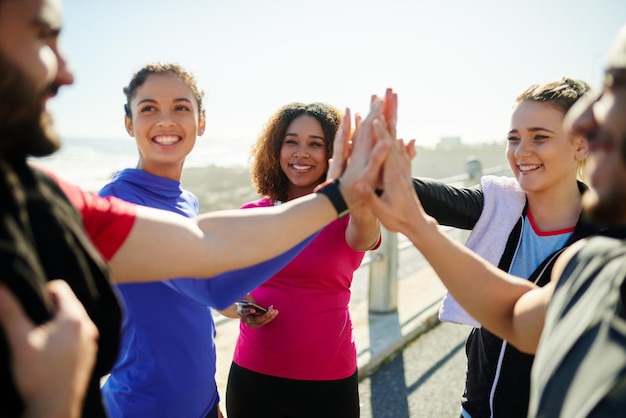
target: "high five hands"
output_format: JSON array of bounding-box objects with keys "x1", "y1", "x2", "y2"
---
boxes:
[{"x1": 327, "y1": 88, "x2": 426, "y2": 235}]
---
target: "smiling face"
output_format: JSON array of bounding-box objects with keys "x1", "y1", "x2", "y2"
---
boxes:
[
  {"x1": 506, "y1": 100, "x2": 587, "y2": 197},
  {"x1": 0, "y1": 0, "x2": 75, "y2": 156},
  {"x1": 567, "y1": 69, "x2": 626, "y2": 225},
  {"x1": 125, "y1": 72, "x2": 206, "y2": 179},
  {"x1": 279, "y1": 114, "x2": 328, "y2": 200}
]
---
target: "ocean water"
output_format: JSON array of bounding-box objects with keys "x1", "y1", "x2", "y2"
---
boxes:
[
  {"x1": 30, "y1": 137, "x2": 511, "y2": 193},
  {"x1": 30, "y1": 136, "x2": 252, "y2": 192}
]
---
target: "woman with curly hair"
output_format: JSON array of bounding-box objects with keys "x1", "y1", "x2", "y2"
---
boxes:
[{"x1": 222, "y1": 102, "x2": 381, "y2": 418}]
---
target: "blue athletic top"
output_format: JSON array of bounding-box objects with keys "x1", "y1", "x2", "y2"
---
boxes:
[{"x1": 99, "y1": 168, "x2": 314, "y2": 418}]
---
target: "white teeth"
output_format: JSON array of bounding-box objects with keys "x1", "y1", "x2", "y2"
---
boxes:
[
  {"x1": 293, "y1": 164, "x2": 312, "y2": 170},
  {"x1": 519, "y1": 164, "x2": 542, "y2": 172},
  {"x1": 154, "y1": 135, "x2": 179, "y2": 145}
]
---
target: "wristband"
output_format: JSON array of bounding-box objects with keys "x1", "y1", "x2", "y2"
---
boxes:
[{"x1": 316, "y1": 179, "x2": 349, "y2": 218}]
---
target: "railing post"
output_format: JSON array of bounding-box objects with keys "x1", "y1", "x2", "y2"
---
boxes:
[
  {"x1": 465, "y1": 156, "x2": 483, "y2": 186},
  {"x1": 367, "y1": 227, "x2": 399, "y2": 313}
]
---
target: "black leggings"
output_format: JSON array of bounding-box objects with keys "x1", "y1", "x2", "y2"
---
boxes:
[
  {"x1": 226, "y1": 362, "x2": 360, "y2": 418},
  {"x1": 204, "y1": 401, "x2": 219, "y2": 418}
]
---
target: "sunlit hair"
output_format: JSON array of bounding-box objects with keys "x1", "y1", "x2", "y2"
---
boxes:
[
  {"x1": 122, "y1": 62, "x2": 205, "y2": 119},
  {"x1": 250, "y1": 102, "x2": 342, "y2": 203},
  {"x1": 515, "y1": 77, "x2": 593, "y2": 183}
]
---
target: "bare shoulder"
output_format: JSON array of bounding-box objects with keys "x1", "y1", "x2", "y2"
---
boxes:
[{"x1": 551, "y1": 239, "x2": 589, "y2": 285}]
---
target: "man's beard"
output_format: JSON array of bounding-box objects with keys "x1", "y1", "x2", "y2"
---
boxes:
[
  {"x1": 582, "y1": 139, "x2": 626, "y2": 227},
  {"x1": 583, "y1": 187, "x2": 626, "y2": 225},
  {"x1": 0, "y1": 51, "x2": 61, "y2": 159}
]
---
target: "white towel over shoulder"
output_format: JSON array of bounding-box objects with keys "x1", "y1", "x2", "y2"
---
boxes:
[{"x1": 438, "y1": 175, "x2": 526, "y2": 328}]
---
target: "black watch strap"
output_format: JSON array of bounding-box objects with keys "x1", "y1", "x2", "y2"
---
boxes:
[{"x1": 316, "y1": 179, "x2": 349, "y2": 218}]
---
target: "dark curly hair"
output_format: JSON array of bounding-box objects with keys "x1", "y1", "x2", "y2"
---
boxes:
[
  {"x1": 122, "y1": 62, "x2": 205, "y2": 119},
  {"x1": 250, "y1": 102, "x2": 342, "y2": 202}
]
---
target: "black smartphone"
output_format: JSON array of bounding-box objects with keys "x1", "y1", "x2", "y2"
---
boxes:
[{"x1": 235, "y1": 300, "x2": 268, "y2": 315}]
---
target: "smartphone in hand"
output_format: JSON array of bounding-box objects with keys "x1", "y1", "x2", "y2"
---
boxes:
[{"x1": 235, "y1": 301, "x2": 268, "y2": 316}]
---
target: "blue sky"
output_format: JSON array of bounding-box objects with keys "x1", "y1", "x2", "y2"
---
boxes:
[{"x1": 52, "y1": 0, "x2": 625, "y2": 148}]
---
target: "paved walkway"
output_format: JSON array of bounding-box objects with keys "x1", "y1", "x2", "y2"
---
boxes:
[{"x1": 213, "y1": 264, "x2": 447, "y2": 403}]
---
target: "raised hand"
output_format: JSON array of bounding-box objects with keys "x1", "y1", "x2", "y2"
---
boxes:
[
  {"x1": 382, "y1": 88, "x2": 398, "y2": 141},
  {"x1": 333, "y1": 97, "x2": 389, "y2": 211},
  {"x1": 366, "y1": 113, "x2": 431, "y2": 237},
  {"x1": 326, "y1": 108, "x2": 352, "y2": 181}
]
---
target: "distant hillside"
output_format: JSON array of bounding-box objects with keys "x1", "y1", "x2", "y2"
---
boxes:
[
  {"x1": 183, "y1": 142, "x2": 510, "y2": 212},
  {"x1": 412, "y1": 142, "x2": 508, "y2": 179},
  {"x1": 182, "y1": 164, "x2": 259, "y2": 212}
]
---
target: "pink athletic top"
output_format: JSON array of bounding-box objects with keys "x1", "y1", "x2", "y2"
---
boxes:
[{"x1": 233, "y1": 197, "x2": 373, "y2": 380}]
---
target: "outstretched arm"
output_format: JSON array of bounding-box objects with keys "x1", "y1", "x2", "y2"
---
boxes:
[
  {"x1": 108, "y1": 196, "x2": 333, "y2": 282},
  {"x1": 365, "y1": 103, "x2": 552, "y2": 353},
  {"x1": 107, "y1": 100, "x2": 389, "y2": 283}
]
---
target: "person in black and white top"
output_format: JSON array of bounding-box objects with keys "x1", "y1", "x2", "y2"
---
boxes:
[{"x1": 364, "y1": 26, "x2": 626, "y2": 417}]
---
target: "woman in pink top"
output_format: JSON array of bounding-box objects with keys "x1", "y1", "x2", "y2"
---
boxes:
[{"x1": 223, "y1": 102, "x2": 381, "y2": 417}]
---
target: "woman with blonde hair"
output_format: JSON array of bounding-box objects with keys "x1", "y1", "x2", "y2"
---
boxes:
[{"x1": 409, "y1": 77, "x2": 601, "y2": 418}]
